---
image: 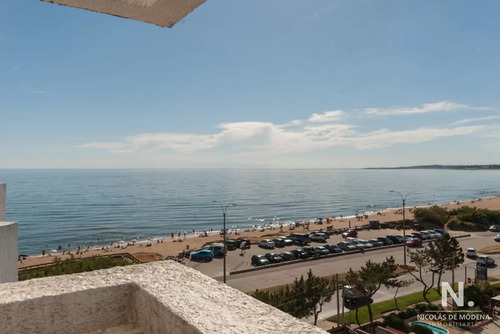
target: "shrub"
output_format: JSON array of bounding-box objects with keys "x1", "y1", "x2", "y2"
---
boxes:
[
  {"x1": 410, "y1": 324, "x2": 433, "y2": 334},
  {"x1": 447, "y1": 206, "x2": 500, "y2": 231},
  {"x1": 414, "y1": 206, "x2": 449, "y2": 227},
  {"x1": 384, "y1": 314, "x2": 409, "y2": 333}
]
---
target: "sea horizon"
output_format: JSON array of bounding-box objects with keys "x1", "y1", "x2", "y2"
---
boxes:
[{"x1": 1, "y1": 168, "x2": 499, "y2": 255}]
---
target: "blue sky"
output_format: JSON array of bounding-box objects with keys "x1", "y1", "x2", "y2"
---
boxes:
[{"x1": 1, "y1": 0, "x2": 500, "y2": 168}]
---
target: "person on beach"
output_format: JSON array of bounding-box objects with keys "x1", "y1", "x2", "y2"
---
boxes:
[{"x1": 240, "y1": 241, "x2": 246, "y2": 255}]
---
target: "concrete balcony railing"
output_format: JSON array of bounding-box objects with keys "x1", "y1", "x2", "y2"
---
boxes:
[{"x1": 0, "y1": 261, "x2": 327, "y2": 334}]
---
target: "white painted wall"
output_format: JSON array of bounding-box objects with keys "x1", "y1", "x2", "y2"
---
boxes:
[
  {"x1": 0, "y1": 183, "x2": 5, "y2": 221},
  {"x1": 0, "y1": 222, "x2": 18, "y2": 283}
]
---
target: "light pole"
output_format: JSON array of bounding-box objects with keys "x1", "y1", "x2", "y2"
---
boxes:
[
  {"x1": 213, "y1": 201, "x2": 237, "y2": 283},
  {"x1": 389, "y1": 190, "x2": 417, "y2": 267}
]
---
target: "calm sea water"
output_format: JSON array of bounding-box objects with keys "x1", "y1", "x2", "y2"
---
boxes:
[{"x1": 1, "y1": 169, "x2": 499, "y2": 255}]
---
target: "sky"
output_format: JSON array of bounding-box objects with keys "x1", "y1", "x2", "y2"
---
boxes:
[{"x1": 1, "y1": 0, "x2": 500, "y2": 168}]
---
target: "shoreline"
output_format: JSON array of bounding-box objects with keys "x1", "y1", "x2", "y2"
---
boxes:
[{"x1": 18, "y1": 195, "x2": 500, "y2": 269}]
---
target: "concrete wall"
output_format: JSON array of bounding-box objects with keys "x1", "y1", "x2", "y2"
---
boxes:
[
  {"x1": 0, "y1": 222, "x2": 18, "y2": 283},
  {"x1": 0, "y1": 183, "x2": 5, "y2": 221},
  {"x1": 0, "y1": 261, "x2": 328, "y2": 334}
]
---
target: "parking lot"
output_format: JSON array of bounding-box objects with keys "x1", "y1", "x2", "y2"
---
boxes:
[{"x1": 184, "y1": 227, "x2": 459, "y2": 278}]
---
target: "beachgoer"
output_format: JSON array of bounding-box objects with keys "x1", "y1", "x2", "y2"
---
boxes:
[
  {"x1": 240, "y1": 241, "x2": 246, "y2": 255},
  {"x1": 42, "y1": 249, "x2": 45, "y2": 257}
]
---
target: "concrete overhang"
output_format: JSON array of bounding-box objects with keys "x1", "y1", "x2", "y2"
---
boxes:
[{"x1": 40, "y1": 0, "x2": 206, "y2": 27}]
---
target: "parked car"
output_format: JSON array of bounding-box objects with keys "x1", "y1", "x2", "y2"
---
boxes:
[
  {"x1": 310, "y1": 233, "x2": 328, "y2": 242},
  {"x1": 406, "y1": 238, "x2": 422, "y2": 247},
  {"x1": 368, "y1": 239, "x2": 384, "y2": 247},
  {"x1": 489, "y1": 225, "x2": 500, "y2": 232},
  {"x1": 302, "y1": 246, "x2": 320, "y2": 257},
  {"x1": 337, "y1": 241, "x2": 357, "y2": 251},
  {"x1": 251, "y1": 254, "x2": 270, "y2": 266},
  {"x1": 342, "y1": 230, "x2": 358, "y2": 238},
  {"x1": 413, "y1": 223, "x2": 424, "y2": 231},
  {"x1": 273, "y1": 238, "x2": 286, "y2": 248},
  {"x1": 434, "y1": 229, "x2": 449, "y2": 236},
  {"x1": 224, "y1": 240, "x2": 238, "y2": 251},
  {"x1": 465, "y1": 248, "x2": 477, "y2": 258},
  {"x1": 477, "y1": 255, "x2": 495, "y2": 267},
  {"x1": 258, "y1": 239, "x2": 276, "y2": 249},
  {"x1": 280, "y1": 251, "x2": 295, "y2": 261},
  {"x1": 290, "y1": 248, "x2": 309, "y2": 259},
  {"x1": 495, "y1": 235, "x2": 500, "y2": 242},
  {"x1": 324, "y1": 243, "x2": 343, "y2": 253},
  {"x1": 415, "y1": 231, "x2": 430, "y2": 240},
  {"x1": 424, "y1": 230, "x2": 441, "y2": 239},
  {"x1": 410, "y1": 232, "x2": 424, "y2": 240},
  {"x1": 265, "y1": 252, "x2": 284, "y2": 263},
  {"x1": 376, "y1": 236, "x2": 393, "y2": 245},
  {"x1": 386, "y1": 235, "x2": 404, "y2": 244},
  {"x1": 203, "y1": 243, "x2": 226, "y2": 257},
  {"x1": 274, "y1": 236, "x2": 293, "y2": 247},
  {"x1": 235, "y1": 238, "x2": 251, "y2": 248},
  {"x1": 315, "y1": 246, "x2": 330, "y2": 256},
  {"x1": 288, "y1": 233, "x2": 311, "y2": 245},
  {"x1": 350, "y1": 240, "x2": 370, "y2": 249},
  {"x1": 190, "y1": 249, "x2": 213, "y2": 262}
]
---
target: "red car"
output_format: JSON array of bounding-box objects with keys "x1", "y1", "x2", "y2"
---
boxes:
[
  {"x1": 406, "y1": 238, "x2": 422, "y2": 247},
  {"x1": 342, "y1": 229, "x2": 358, "y2": 238}
]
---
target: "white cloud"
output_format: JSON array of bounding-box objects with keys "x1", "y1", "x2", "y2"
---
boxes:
[
  {"x1": 79, "y1": 101, "x2": 494, "y2": 156},
  {"x1": 307, "y1": 110, "x2": 345, "y2": 122},
  {"x1": 348, "y1": 125, "x2": 488, "y2": 150},
  {"x1": 450, "y1": 115, "x2": 500, "y2": 126},
  {"x1": 364, "y1": 101, "x2": 488, "y2": 116},
  {"x1": 22, "y1": 88, "x2": 46, "y2": 95}
]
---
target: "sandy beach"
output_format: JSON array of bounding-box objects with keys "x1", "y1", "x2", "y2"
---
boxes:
[{"x1": 18, "y1": 195, "x2": 500, "y2": 269}]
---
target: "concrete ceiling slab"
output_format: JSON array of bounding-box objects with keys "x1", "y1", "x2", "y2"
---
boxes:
[{"x1": 41, "y1": 0, "x2": 206, "y2": 28}]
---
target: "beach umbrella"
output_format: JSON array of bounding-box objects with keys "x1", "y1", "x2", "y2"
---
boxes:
[
  {"x1": 50, "y1": 249, "x2": 58, "y2": 253},
  {"x1": 118, "y1": 240, "x2": 125, "y2": 244},
  {"x1": 131, "y1": 239, "x2": 137, "y2": 244}
]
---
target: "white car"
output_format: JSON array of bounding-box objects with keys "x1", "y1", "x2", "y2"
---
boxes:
[
  {"x1": 258, "y1": 239, "x2": 275, "y2": 249},
  {"x1": 465, "y1": 248, "x2": 477, "y2": 258},
  {"x1": 495, "y1": 235, "x2": 500, "y2": 242},
  {"x1": 310, "y1": 233, "x2": 327, "y2": 242},
  {"x1": 477, "y1": 255, "x2": 495, "y2": 267}
]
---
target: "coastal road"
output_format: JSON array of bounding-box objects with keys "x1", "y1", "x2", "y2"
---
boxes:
[
  {"x1": 223, "y1": 231, "x2": 500, "y2": 292},
  {"x1": 218, "y1": 231, "x2": 500, "y2": 324}
]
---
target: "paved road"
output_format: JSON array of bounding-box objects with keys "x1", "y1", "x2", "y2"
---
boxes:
[{"x1": 217, "y1": 231, "x2": 500, "y2": 325}]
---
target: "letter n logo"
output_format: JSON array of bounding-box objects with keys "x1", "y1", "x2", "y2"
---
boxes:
[{"x1": 441, "y1": 282, "x2": 464, "y2": 308}]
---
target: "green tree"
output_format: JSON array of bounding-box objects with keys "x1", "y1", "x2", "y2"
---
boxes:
[
  {"x1": 345, "y1": 256, "x2": 403, "y2": 333},
  {"x1": 414, "y1": 205, "x2": 450, "y2": 226},
  {"x1": 408, "y1": 248, "x2": 435, "y2": 303},
  {"x1": 252, "y1": 269, "x2": 334, "y2": 325},
  {"x1": 427, "y1": 235, "x2": 464, "y2": 294},
  {"x1": 392, "y1": 279, "x2": 414, "y2": 311}
]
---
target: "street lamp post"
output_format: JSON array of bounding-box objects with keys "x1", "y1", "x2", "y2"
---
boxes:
[
  {"x1": 389, "y1": 190, "x2": 417, "y2": 267},
  {"x1": 213, "y1": 201, "x2": 237, "y2": 283}
]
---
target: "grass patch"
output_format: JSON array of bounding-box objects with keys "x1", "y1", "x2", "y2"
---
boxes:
[
  {"x1": 328, "y1": 282, "x2": 500, "y2": 325},
  {"x1": 18, "y1": 255, "x2": 132, "y2": 281},
  {"x1": 327, "y1": 286, "x2": 446, "y2": 325},
  {"x1": 133, "y1": 252, "x2": 164, "y2": 262}
]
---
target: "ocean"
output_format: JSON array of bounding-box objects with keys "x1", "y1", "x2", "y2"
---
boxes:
[{"x1": 1, "y1": 169, "x2": 498, "y2": 255}]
